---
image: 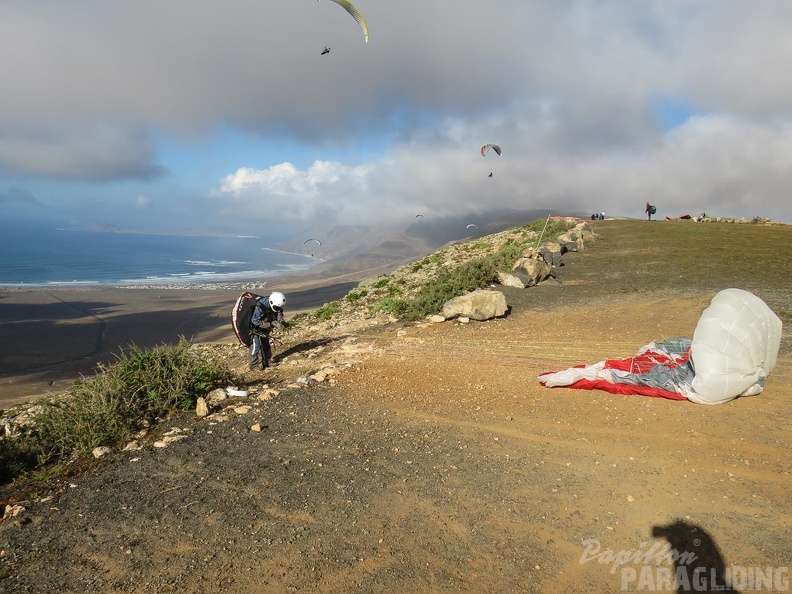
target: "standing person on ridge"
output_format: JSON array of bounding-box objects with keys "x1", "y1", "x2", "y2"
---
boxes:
[
  {"x1": 646, "y1": 202, "x2": 656, "y2": 220},
  {"x1": 249, "y1": 292, "x2": 286, "y2": 370}
]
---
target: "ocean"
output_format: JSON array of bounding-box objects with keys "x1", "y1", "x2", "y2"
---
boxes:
[{"x1": 0, "y1": 224, "x2": 314, "y2": 287}]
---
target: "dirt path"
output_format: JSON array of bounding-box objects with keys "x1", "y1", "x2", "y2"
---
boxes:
[{"x1": 1, "y1": 226, "x2": 790, "y2": 593}]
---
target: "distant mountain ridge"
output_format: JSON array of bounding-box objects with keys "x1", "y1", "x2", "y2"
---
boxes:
[{"x1": 277, "y1": 208, "x2": 585, "y2": 279}]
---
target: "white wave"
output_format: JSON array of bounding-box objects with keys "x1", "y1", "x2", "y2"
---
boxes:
[
  {"x1": 184, "y1": 259, "x2": 244, "y2": 267},
  {"x1": 115, "y1": 263, "x2": 313, "y2": 286}
]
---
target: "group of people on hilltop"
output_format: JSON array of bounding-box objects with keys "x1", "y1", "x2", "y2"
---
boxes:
[{"x1": 592, "y1": 205, "x2": 659, "y2": 220}]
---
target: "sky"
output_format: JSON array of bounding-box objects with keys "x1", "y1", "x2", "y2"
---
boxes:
[{"x1": 2, "y1": 0, "x2": 792, "y2": 239}]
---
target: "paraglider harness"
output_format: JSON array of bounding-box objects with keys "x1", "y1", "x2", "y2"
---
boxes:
[{"x1": 231, "y1": 292, "x2": 284, "y2": 348}]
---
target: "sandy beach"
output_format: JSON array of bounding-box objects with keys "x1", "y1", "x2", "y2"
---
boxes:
[{"x1": 0, "y1": 273, "x2": 360, "y2": 408}]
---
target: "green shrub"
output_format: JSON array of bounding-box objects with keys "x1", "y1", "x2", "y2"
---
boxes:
[
  {"x1": 345, "y1": 289, "x2": 368, "y2": 302},
  {"x1": 28, "y1": 339, "x2": 232, "y2": 465},
  {"x1": 372, "y1": 298, "x2": 409, "y2": 316},
  {"x1": 400, "y1": 257, "x2": 500, "y2": 321},
  {"x1": 522, "y1": 218, "x2": 575, "y2": 239},
  {"x1": 372, "y1": 277, "x2": 390, "y2": 289},
  {"x1": 0, "y1": 437, "x2": 39, "y2": 484},
  {"x1": 315, "y1": 301, "x2": 342, "y2": 320},
  {"x1": 469, "y1": 241, "x2": 493, "y2": 251},
  {"x1": 490, "y1": 241, "x2": 527, "y2": 272}
]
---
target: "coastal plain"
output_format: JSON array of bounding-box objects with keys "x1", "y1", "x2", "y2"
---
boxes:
[{"x1": 0, "y1": 274, "x2": 359, "y2": 407}]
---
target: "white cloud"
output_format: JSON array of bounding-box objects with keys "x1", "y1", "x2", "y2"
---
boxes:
[
  {"x1": 2, "y1": 0, "x2": 792, "y2": 226},
  {"x1": 213, "y1": 161, "x2": 378, "y2": 223}
]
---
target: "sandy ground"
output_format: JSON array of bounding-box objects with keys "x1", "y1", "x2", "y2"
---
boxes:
[{"x1": 1, "y1": 228, "x2": 790, "y2": 593}]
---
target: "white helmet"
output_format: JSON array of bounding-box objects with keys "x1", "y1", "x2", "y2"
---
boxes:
[{"x1": 268, "y1": 291, "x2": 286, "y2": 311}]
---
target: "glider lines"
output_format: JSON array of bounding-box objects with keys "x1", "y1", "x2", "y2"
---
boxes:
[{"x1": 320, "y1": 0, "x2": 369, "y2": 43}]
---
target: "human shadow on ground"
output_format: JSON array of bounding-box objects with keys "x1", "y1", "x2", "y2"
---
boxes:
[
  {"x1": 651, "y1": 519, "x2": 740, "y2": 593},
  {"x1": 273, "y1": 335, "x2": 350, "y2": 362}
]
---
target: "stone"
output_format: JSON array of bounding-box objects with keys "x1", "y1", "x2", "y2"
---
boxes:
[
  {"x1": 441, "y1": 289, "x2": 507, "y2": 321},
  {"x1": 512, "y1": 257, "x2": 551, "y2": 287},
  {"x1": 206, "y1": 388, "x2": 228, "y2": 406},
  {"x1": 257, "y1": 389, "x2": 280, "y2": 401},
  {"x1": 309, "y1": 371, "x2": 328, "y2": 383},
  {"x1": 162, "y1": 434, "x2": 187, "y2": 444},
  {"x1": 196, "y1": 397, "x2": 209, "y2": 418},
  {"x1": 92, "y1": 446, "x2": 112, "y2": 459},
  {"x1": 496, "y1": 271, "x2": 525, "y2": 288},
  {"x1": 3, "y1": 504, "x2": 25, "y2": 519}
]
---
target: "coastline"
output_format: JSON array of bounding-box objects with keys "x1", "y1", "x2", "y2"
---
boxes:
[{"x1": 0, "y1": 272, "x2": 359, "y2": 408}]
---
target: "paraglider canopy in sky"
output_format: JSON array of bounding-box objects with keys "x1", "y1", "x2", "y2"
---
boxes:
[
  {"x1": 466, "y1": 224, "x2": 478, "y2": 230},
  {"x1": 303, "y1": 238, "x2": 322, "y2": 246},
  {"x1": 321, "y1": 0, "x2": 369, "y2": 43},
  {"x1": 480, "y1": 144, "x2": 502, "y2": 157}
]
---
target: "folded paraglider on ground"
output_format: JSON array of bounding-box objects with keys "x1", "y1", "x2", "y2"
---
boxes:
[{"x1": 538, "y1": 289, "x2": 782, "y2": 405}]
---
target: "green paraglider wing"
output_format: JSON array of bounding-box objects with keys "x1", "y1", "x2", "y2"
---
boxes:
[{"x1": 326, "y1": 0, "x2": 369, "y2": 43}]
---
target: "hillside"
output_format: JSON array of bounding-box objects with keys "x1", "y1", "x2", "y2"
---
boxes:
[
  {"x1": 1, "y1": 218, "x2": 790, "y2": 593},
  {"x1": 277, "y1": 207, "x2": 572, "y2": 280}
]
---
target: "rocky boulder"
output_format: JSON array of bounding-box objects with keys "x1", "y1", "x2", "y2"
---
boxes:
[
  {"x1": 537, "y1": 241, "x2": 567, "y2": 267},
  {"x1": 441, "y1": 289, "x2": 508, "y2": 321},
  {"x1": 512, "y1": 256, "x2": 551, "y2": 287},
  {"x1": 496, "y1": 271, "x2": 526, "y2": 288}
]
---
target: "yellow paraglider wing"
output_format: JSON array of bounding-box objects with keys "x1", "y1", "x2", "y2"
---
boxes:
[{"x1": 326, "y1": 0, "x2": 369, "y2": 43}]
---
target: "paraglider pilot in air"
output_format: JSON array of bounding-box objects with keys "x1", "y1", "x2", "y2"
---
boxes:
[
  {"x1": 321, "y1": 46, "x2": 330, "y2": 55},
  {"x1": 249, "y1": 292, "x2": 286, "y2": 370}
]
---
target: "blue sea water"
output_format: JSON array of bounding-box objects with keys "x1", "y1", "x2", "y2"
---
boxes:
[{"x1": 0, "y1": 224, "x2": 313, "y2": 286}]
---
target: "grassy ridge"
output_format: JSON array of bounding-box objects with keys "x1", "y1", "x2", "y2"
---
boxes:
[{"x1": 587, "y1": 220, "x2": 791, "y2": 327}]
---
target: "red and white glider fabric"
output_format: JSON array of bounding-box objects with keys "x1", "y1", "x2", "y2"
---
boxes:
[{"x1": 538, "y1": 289, "x2": 782, "y2": 404}]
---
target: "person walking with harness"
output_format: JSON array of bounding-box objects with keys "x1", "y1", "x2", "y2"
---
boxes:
[{"x1": 249, "y1": 292, "x2": 286, "y2": 370}]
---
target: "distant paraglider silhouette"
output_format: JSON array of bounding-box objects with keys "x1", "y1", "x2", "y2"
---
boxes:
[
  {"x1": 482, "y1": 144, "x2": 501, "y2": 178},
  {"x1": 303, "y1": 238, "x2": 322, "y2": 257},
  {"x1": 466, "y1": 224, "x2": 478, "y2": 230},
  {"x1": 321, "y1": 46, "x2": 331, "y2": 55}
]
